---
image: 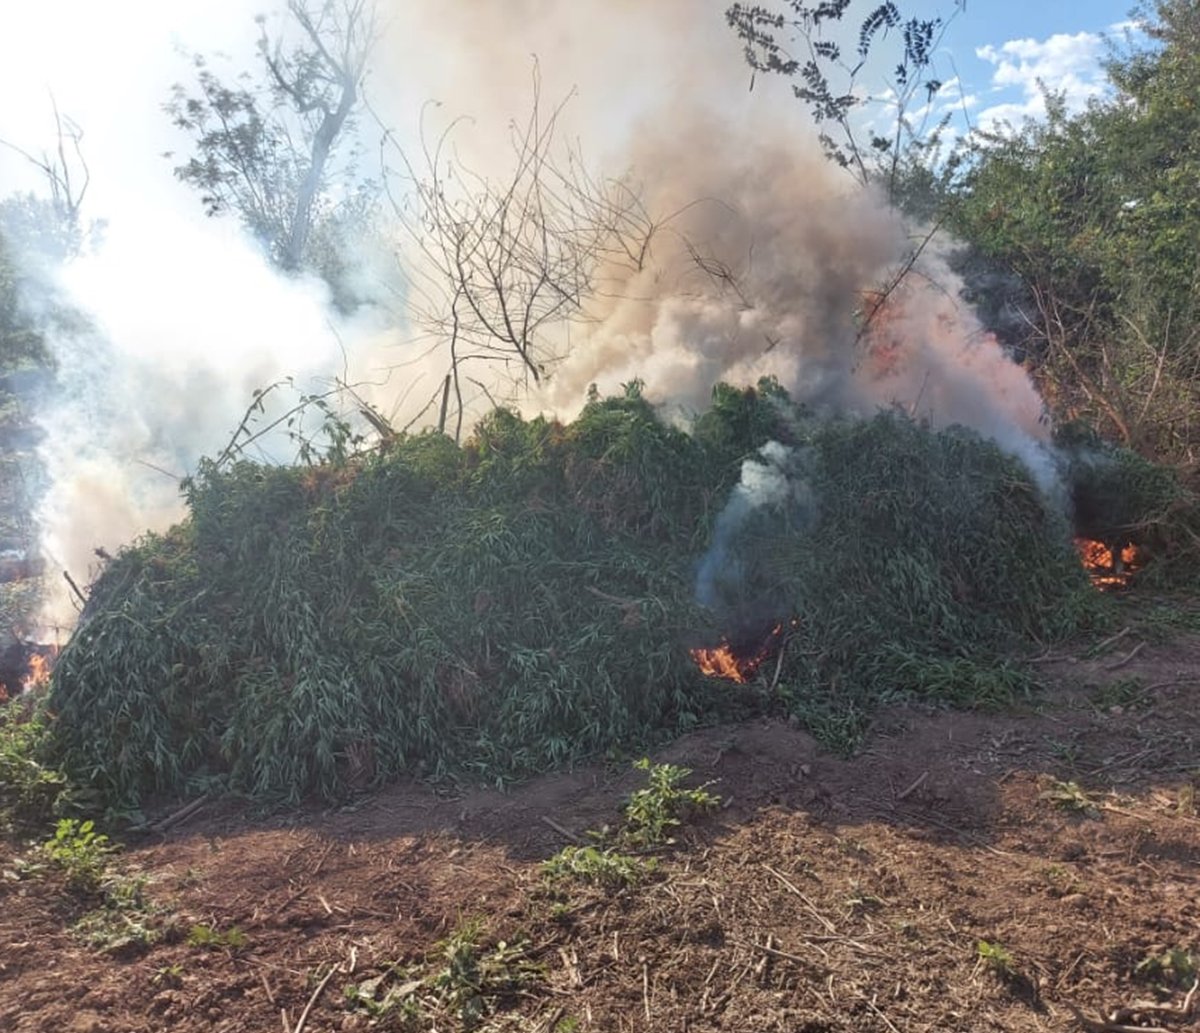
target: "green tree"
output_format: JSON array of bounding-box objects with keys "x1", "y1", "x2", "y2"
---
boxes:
[
  {"x1": 950, "y1": 1, "x2": 1200, "y2": 459},
  {"x1": 166, "y1": 0, "x2": 379, "y2": 306},
  {"x1": 725, "y1": 1, "x2": 965, "y2": 198}
]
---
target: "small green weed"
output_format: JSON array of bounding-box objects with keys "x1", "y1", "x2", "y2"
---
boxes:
[
  {"x1": 1090, "y1": 677, "x2": 1148, "y2": 713},
  {"x1": 435, "y1": 925, "x2": 541, "y2": 1028},
  {"x1": 780, "y1": 693, "x2": 871, "y2": 755},
  {"x1": 834, "y1": 836, "x2": 870, "y2": 859},
  {"x1": 1125, "y1": 602, "x2": 1200, "y2": 642},
  {"x1": 1039, "y1": 778, "x2": 1101, "y2": 818},
  {"x1": 546, "y1": 901, "x2": 573, "y2": 923},
  {"x1": 42, "y1": 819, "x2": 116, "y2": 894},
  {"x1": 1135, "y1": 948, "x2": 1198, "y2": 988},
  {"x1": 542, "y1": 760, "x2": 715, "y2": 889},
  {"x1": 344, "y1": 919, "x2": 543, "y2": 1030},
  {"x1": 622, "y1": 758, "x2": 719, "y2": 848},
  {"x1": 1044, "y1": 735, "x2": 1082, "y2": 768},
  {"x1": 1041, "y1": 865, "x2": 1084, "y2": 897},
  {"x1": 187, "y1": 923, "x2": 249, "y2": 951},
  {"x1": 542, "y1": 845, "x2": 653, "y2": 887},
  {"x1": 153, "y1": 964, "x2": 185, "y2": 988},
  {"x1": 977, "y1": 940, "x2": 1016, "y2": 978},
  {"x1": 843, "y1": 881, "x2": 885, "y2": 915},
  {"x1": 342, "y1": 971, "x2": 423, "y2": 1021},
  {"x1": 0, "y1": 700, "x2": 70, "y2": 834},
  {"x1": 74, "y1": 893, "x2": 162, "y2": 954}
]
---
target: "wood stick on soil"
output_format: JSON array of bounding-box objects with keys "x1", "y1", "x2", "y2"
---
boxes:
[
  {"x1": 1091, "y1": 625, "x2": 1132, "y2": 655},
  {"x1": 537, "y1": 1007, "x2": 565, "y2": 1033},
  {"x1": 896, "y1": 770, "x2": 929, "y2": 801},
  {"x1": 864, "y1": 996, "x2": 901, "y2": 1033},
  {"x1": 642, "y1": 962, "x2": 651, "y2": 1022},
  {"x1": 753, "y1": 933, "x2": 774, "y2": 977},
  {"x1": 292, "y1": 965, "x2": 339, "y2": 1033},
  {"x1": 150, "y1": 794, "x2": 210, "y2": 832},
  {"x1": 540, "y1": 815, "x2": 583, "y2": 844},
  {"x1": 309, "y1": 840, "x2": 336, "y2": 876},
  {"x1": 1063, "y1": 1003, "x2": 1169, "y2": 1033},
  {"x1": 763, "y1": 864, "x2": 837, "y2": 932},
  {"x1": 1110, "y1": 977, "x2": 1200, "y2": 1023},
  {"x1": 1104, "y1": 641, "x2": 1146, "y2": 671},
  {"x1": 259, "y1": 972, "x2": 278, "y2": 1007},
  {"x1": 733, "y1": 937, "x2": 811, "y2": 968}
]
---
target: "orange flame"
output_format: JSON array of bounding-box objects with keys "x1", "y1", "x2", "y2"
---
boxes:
[
  {"x1": 1075, "y1": 538, "x2": 1142, "y2": 590},
  {"x1": 691, "y1": 642, "x2": 752, "y2": 683},
  {"x1": 692, "y1": 622, "x2": 789, "y2": 682},
  {"x1": 23, "y1": 652, "x2": 53, "y2": 693}
]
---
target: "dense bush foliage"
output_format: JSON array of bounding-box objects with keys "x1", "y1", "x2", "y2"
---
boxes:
[
  {"x1": 700, "y1": 413, "x2": 1107, "y2": 749},
  {"x1": 946, "y1": 1, "x2": 1200, "y2": 463}
]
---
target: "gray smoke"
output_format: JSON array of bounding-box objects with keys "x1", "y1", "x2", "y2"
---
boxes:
[
  {"x1": 695, "y1": 441, "x2": 816, "y2": 614},
  {"x1": 383, "y1": 0, "x2": 1057, "y2": 489}
]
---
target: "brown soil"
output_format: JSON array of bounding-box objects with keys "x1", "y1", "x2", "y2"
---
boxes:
[{"x1": 2, "y1": 634, "x2": 1198, "y2": 1033}]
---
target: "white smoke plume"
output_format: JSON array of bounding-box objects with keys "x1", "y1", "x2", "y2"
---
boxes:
[
  {"x1": 31, "y1": 213, "x2": 375, "y2": 629},
  {"x1": 2, "y1": 0, "x2": 1063, "y2": 631},
  {"x1": 388, "y1": 0, "x2": 1055, "y2": 481},
  {"x1": 695, "y1": 441, "x2": 815, "y2": 613}
]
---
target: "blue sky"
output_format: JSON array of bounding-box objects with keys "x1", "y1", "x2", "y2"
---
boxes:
[{"x1": 873, "y1": 0, "x2": 1143, "y2": 131}]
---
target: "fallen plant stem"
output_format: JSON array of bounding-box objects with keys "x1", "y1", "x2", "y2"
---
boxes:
[
  {"x1": 763, "y1": 864, "x2": 837, "y2": 933},
  {"x1": 864, "y1": 996, "x2": 902, "y2": 1033},
  {"x1": 540, "y1": 815, "x2": 582, "y2": 844},
  {"x1": 733, "y1": 937, "x2": 814, "y2": 968},
  {"x1": 150, "y1": 794, "x2": 210, "y2": 833},
  {"x1": 1105, "y1": 641, "x2": 1146, "y2": 670},
  {"x1": 896, "y1": 770, "x2": 929, "y2": 801},
  {"x1": 292, "y1": 964, "x2": 339, "y2": 1033},
  {"x1": 1090, "y1": 626, "x2": 1132, "y2": 655},
  {"x1": 1065, "y1": 1003, "x2": 1169, "y2": 1033}
]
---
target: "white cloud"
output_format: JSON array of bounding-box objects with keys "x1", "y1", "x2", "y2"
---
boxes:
[{"x1": 973, "y1": 28, "x2": 1118, "y2": 128}]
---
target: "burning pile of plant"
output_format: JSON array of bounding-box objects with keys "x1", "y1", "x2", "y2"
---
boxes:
[
  {"x1": 39, "y1": 383, "x2": 1173, "y2": 809},
  {"x1": 1058, "y1": 425, "x2": 1199, "y2": 589},
  {"x1": 695, "y1": 411, "x2": 1108, "y2": 748}
]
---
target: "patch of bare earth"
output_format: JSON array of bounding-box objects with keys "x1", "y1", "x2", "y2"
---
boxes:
[{"x1": 2, "y1": 635, "x2": 1198, "y2": 1032}]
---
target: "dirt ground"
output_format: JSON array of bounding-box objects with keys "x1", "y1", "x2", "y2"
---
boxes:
[{"x1": 2, "y1": 632, "x2": 1198, "y2": 1033}]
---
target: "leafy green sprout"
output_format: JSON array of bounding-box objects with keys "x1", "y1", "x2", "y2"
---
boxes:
[
  {"x1": 41, "y1": 818, "x2": 116, "y2": 894},
  {"x1": 1090, "y1": 677, "x2": 1148, "y2": 713},
  {"x1": 152, "y1": 964, "x2": 185, "y2": 988},
  {"x1": 622, "y1": 758, "x2": 720, "y2": 847},
  {"x1": 1135, "y1": 948, "x2": 1198, "y2": 988},
  {"x1": 1039, "y1": 778, "x2": 1101, "y2": 818},
  {"x1": 187, "y1": 923, "x2": 249, "y2": 951},
  {"x1": 543, "y1": 759, "x2": 719, "y2": 887},
  {"x1": 976, "y1": 940, "x2": 1016, "y2": 978},
  {"x1": 344, "y1": 919, "x2": 543, "y2": 1029},
  {"x1": 542, "y1": 845, "x2": 653, "y2": 887}
]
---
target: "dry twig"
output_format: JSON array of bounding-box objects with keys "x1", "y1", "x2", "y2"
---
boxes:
[
  {"x1": 1105, "y1": 641, "x2": 1146, "y2": 671},
  {"x1": 763, "y1": 863, "x2": 837, "y2": 932},
  {"x1": 540, "y1": 815, "x2": 583, "y2": 844},
  {"x1": 292, "y1": 964, "x2": 339, "y2": 1033}
]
